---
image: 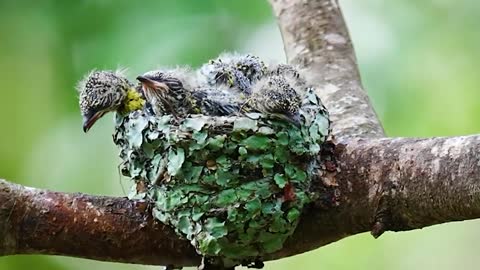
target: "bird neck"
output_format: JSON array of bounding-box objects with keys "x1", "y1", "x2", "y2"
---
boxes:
[
  {"x1": 118, "y1": 87, "x2": 146, "y2": 114},
  {"x1": 182, "y1": 90, "x2": 197, "y2": 113}
]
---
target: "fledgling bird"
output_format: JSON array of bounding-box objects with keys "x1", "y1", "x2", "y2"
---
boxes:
[
  {"x1": 245, "y1": 73, "x2": 304, "y2": 126},
  {"x1": 137, "y1": 68, "x2": 242, "y2": 118},
  {"x1": 244, "y1": 64, "x2": 312, "y2": 126},
  {"x1": 191, "y1": 85, "x2": 243, "y2": 116},
  {"x1": 136, "y1": 67, "x2": 196, "y2": 117},
  {"x1": 199, "y1": 53, "x2": 266, "y2": 94},
  {"x1": 77, "y1": 70, "x2": 145, "y2": 132},
  {"x1": 268, "y1": 63, "x2": 307, "y2": 88}
]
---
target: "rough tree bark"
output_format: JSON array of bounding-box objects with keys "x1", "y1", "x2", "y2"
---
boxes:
[
  {"x1": 1, "y1": 0, "x2": 478, "y2": 267},
  {"x1": 269, "y1": 0, "x2": 384, "y2": 139}
]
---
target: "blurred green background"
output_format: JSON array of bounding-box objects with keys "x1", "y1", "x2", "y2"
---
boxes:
[{"x1": 1, "y1": 0, "x2": 479, "y2": 269}]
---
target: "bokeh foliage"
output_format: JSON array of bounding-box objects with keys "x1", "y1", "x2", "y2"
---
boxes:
[{"x1": 0, "y1": 0, "x2": 479, "y2": 269}]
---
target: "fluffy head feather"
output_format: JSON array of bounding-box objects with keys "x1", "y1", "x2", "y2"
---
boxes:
[{"x1": 77, "y1": 69, "x2": 133, "y2": 132}]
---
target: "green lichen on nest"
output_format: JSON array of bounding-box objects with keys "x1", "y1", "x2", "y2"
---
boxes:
[{"x1": 113, "y1": 88, "x2": 330, "y2": 267}]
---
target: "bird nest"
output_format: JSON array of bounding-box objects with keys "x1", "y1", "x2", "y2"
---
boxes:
[{"x1": 113, "y1": 88, "x2": 330, "y2": 268}]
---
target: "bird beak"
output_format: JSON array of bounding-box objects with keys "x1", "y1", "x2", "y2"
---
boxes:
[
  {"x1": 136, "y1": 76, "x2": 169, "y2": 93},
  {"x1": 82, "y1": 111, "x2": 104, "y2": 133}
]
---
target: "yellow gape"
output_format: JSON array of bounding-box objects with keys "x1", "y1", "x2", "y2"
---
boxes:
[{"x1": 119, "y1": 88, "x2": 146, "y2": 114}]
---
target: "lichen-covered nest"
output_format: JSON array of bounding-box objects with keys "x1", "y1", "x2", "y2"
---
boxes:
[{"x1": 113, "y1": 88, "x2": 330, "y2": 267}]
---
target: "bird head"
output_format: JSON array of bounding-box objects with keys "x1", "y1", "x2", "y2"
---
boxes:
[
  {"x1": 77, "y1": 70, "x2": 131, "y2": 133},
  {"x1": 136, "y1": 69, "x2": 191, "y2": 115},
  {"x1": 200, "y1": 53, "x2": 266, "y2": 94},
  {"x1": 233, "y1": 54, "x2": 266, "y2": 80},
  {"x1": 251, "y1": 75, "x2": 303, "y2": 127}
]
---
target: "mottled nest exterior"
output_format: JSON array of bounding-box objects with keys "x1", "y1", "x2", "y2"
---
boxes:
[{"x1": 113, "y1": 88, "x2": 330, "y2": 267}]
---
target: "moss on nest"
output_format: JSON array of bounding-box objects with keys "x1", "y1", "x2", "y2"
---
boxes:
[{"x1": 113, "y1": 87, "x2": 330, "y2": 268}]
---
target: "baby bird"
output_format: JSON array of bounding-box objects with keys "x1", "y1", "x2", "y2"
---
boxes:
[
  {"x1": 136, "y1": 68, "x2": 195, "y2": 117},
  {"x1": 137, "y1": 68, "x2": 242, "y2": 118},
  {"x1": 245, "y1": 64, "x2": 311, "y2": 126},
  {"x1": 268, "y1": 64, "x2": 307, "y2": 87},
  {"x1": 199, "y1": 53, "x2": 266, "y2": 94},
  {"x1": 191, "y1": 86, "x2": 242, "y2": 116},
  {"x1": 77, "y1": 70, "x2": 144, "y2": 133},
  {"x1": 247, "y1": 74, "x2": 302, "y2": 125}
]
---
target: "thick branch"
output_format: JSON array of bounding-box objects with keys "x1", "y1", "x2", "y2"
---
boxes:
[
  {"x1": 2, "y1": 0, "x2": 474, "y2": 267},
  {"x1": 2, "y1": 135, "x2": 480, "y2": 265},
  {"x1": 268, "y1": 0, "x2": 385, "y2": 138},
  {"x1": 271, "y1": 135, "x2": 480, "y2": 258},
  {"x1": 0, "y1": 180, "x2": 199, "y2": 266}
]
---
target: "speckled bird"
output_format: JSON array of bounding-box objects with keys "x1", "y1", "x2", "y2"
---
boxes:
[
  {"x1": 199, "y1": 53, "x2": 266, "y2": 94},
  {"x1": 191, "y1": 85, "x2": 243, "y2": 116},
  {"x1": 136, "y1": 67, "x2": 195, "y2": 117},
  {"x1": 137, "y1": 68, "x2": 242, "y2": 118},
  {"x1": 77, "y1": 70, "x2": 145, "y2": 132},
  {"x1": 268, "y1": 63, "x2": 307, "y2": 88},
  {"x1": 246, "y1": 73, "x2": 304, "y2": 125}
]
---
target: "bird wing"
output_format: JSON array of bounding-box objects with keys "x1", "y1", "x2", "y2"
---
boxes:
[{"x1": 191, "y1": 90, "x2": 241, "y2": 116}]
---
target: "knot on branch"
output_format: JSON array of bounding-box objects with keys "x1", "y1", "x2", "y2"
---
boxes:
[{"x1": 371, "y1": 180, "x2": 397, "y2": 238}]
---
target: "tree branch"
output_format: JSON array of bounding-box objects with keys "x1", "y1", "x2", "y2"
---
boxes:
[
  {"x1": 0, "y1": 180, "x2": 199, "y2": 266},
  {"x1": 268, "y1": 0, "x2": 385, "y2": 138},
  {"x1": 2, "y1": 135, "x2": 480, "y2": 264},
  {"x1": 272, "y1": 135, "x2": 480, "y2": 258},
  {"x1": 1, "y1": 0, "x2": 477, "y2": 268}
]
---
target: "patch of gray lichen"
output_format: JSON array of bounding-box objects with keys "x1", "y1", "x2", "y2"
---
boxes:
[{"x1": 113, "y1": 88, "x2": 330, "y2": 268}]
